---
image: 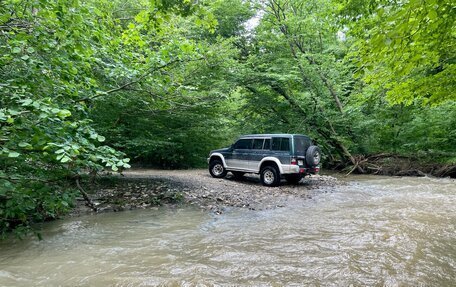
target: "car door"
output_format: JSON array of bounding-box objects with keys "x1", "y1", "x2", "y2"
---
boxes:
[
  {"x1": 249, "y1": 138, "x2": 269, "y2": 171},
  {"x1": 225, "y1": 138, "x2": 252, "y2": 170}
]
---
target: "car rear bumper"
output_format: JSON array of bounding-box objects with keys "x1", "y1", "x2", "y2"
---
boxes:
[
  {"x1": 300, "y1": 166, "x2": 320, "y2": 174},
  {"x1": 282, "y1": 165, "x2": 319, "y2": 175}
]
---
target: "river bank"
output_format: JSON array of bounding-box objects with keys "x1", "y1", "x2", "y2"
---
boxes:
[
  {"x1": 74, "y1": 169, "x2": 340, "y2": 216},
  {"x1": 333, "y1": 153, "x2": 456, "y2": 178}
]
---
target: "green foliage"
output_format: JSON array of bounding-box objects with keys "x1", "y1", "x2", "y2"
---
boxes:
[
  {"x1": 333, "y1": 0, "x2": 456, "y2": 161},
  {"x1": 210, "y1": 0, "x2": 254, "y2": 38},
  {"x1": 340, "y1": 0, "x2": 456, "y2": 105},
  {"x1": 0, "y1": 0, "x2": 222, "y2": 236},
  {"x1": 349, "y1": 98, "x2": 456, "y2": 158},
  {"x1": 0, "y1": 0, "x2": 121, "y2": 236},
  {"x1": 88, "y1": 1, "x2": 248, "y2": 168}
]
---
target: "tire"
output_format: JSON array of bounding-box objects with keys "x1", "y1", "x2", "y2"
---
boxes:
[
  {"x1": 209, "y1": 160, "x2": 227, "y2": 178},
  {"x1": 285, "y1": 174, "x2": 302, "y2": 184},
  {"x1": 306, "y1": 145, "x2": 321, "y2": 167},
  {"x1": 232, "y1": 171, "x2": 244, "y2": 179},
  {"x1": 260, "y1": 165, "x2": 281, "y2": 187}
]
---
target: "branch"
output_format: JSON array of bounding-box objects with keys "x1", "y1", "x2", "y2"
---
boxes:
[
  {"x1": 0, "y1": 175, "x2": 51, "y2": 183},
  {"x1": 78, "y1": 57, "x2": 205, "y2": 102},
  {"x1": 75, "y1": 178, "x2": 98, "y2": 212}
]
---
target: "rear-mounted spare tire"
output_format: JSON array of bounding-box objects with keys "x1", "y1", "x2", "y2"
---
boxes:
[{"x1": 306, "y1": 145, "x2": 321, "y2": 166}]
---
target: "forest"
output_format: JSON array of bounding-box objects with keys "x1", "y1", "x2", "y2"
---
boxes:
[{"x1": 1, "y1": 0, "x2": 455, "y2": 236}]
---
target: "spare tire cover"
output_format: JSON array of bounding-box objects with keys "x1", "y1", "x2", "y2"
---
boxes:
[{"x1": 306, "y1": 145, "x2": 321, "y2": 166}]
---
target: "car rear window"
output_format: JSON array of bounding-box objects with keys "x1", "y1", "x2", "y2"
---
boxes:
[{"x1": 294, "y1": 136, "x2": 311, "y2": 154}]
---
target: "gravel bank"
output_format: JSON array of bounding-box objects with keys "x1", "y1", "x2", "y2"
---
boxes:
[{"x1": 74, "y1": 169, "x2": 341, "y2": 215}]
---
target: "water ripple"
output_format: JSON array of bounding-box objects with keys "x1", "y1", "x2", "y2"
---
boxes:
[{"x1": 0, "y1": 176, "x2": 455, "y2": 286}]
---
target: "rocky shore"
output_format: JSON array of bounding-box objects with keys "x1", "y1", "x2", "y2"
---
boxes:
[{"x1": 73, "y1": 169, "x2": 341, "y2": 216}]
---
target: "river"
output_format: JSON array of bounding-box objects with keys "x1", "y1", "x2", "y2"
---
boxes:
[{"x1": 0, "y1": 175, "x2": 455, "y2": 286}]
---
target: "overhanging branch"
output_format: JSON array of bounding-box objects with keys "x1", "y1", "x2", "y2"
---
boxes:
[{"x1": 78, "y1": 57, "x2": 205, "y2": 102}]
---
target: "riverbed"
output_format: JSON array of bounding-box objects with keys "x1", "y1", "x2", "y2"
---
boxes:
[{"x1": 0, "y1": 175, "x2": 455, "y2": 286}]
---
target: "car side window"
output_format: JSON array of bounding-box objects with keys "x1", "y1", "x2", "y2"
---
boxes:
[
  {"x1": 272, "y1": 137, "x2": 290, "y2": 151},
  {"x1": 272, "y1": 138, "x2": 281, "y2": 150},
  {"x1": 234, "y1": 139, "x2": 252, "y2": 149},
  {"x1": 252, "y1": 139, "x2": 264, "y2": 150},
  {"x1": 263, "y1": 139, "x2": 271, "y2": 150},
  {"x1": 280, "y1": 138, "x2": 290, "y2": 151}
]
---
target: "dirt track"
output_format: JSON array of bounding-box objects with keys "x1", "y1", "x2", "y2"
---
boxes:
[{"x1": 77, "y1": 169, "x2": 341, "y2": 215}]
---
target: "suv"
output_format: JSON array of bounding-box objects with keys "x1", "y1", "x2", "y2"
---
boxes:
[{"x1": 207, "y1": 134, "x2": 321, "y2": 186}]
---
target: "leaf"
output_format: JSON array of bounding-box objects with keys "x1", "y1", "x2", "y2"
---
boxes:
[
  {"x1": 18, "y1": 142, "x2": 30, "y2": 148},
  {"x1": 21, "y1": 99, "x2": 33, "y2": 106},
  {"x1": 57, "y1": 110, "x2": 71, "y2": 118},
  {"x1": 97, "y1": 135, "x2": 105, "y2": 142},
  {"x1": 60, "y1": 156, "x2": 71, "y2": 163},
  {"x1": 21, "y1": 55, "x2": 30, "y2": 61},
  {"x1": 12, "y1": 47, "x2": 21, "y2": 54},
  {"x1": 428, "y1": 10, "x2": 437, "y2": 20},
  {"x1": 8, "y1": 110, "x2": 20, "y2": 116},
  {"x1": 8, "y1": 152, "x2": 20, "y2": 158}
]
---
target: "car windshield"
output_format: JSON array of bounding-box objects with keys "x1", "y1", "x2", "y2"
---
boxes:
[{"x1": 294, "y1": 136, "x2": 311, "y2": 155}]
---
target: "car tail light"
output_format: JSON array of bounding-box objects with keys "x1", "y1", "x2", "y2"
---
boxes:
[{"x1": 291, "y1": 158, "x2": 297, "y2": 165}]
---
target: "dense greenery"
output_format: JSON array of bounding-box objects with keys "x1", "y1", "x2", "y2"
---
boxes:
[{"x1": 1, "y1": 0, "x2": 454, "y2": 236}]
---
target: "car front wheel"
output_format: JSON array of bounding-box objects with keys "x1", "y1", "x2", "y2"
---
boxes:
[
  {"x1": 260, "y1": 166, "x2": 280, "y2": 187},
  {"x1": 209, "y1": 160, "x2": 227, "y2": 178}
]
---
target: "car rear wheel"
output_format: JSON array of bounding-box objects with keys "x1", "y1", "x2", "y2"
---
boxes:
[
  {"x1": 260, "y1": 166, "x2": 280, "y2": 187},
  {"x1": 209, "y1": 160, "x2": 227, "y2": 178}
]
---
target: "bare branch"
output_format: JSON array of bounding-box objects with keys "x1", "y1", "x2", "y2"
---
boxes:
[{"x1": 75, "y1": 178, "x2": 98, "y2": 212}]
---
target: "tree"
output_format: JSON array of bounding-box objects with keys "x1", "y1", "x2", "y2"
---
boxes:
[
  {"x1": 0, "y1": 0, "x2": 220, "y2": 236},
  {"x1": 239, "y1": 0, "x2": 364, "y2": 170},
  {"x1": 88, "y1": 0, "x2": 252, "y2": 168},
  {"x1": 340, "y1": 0, "x2": 455, "y2": 105}
]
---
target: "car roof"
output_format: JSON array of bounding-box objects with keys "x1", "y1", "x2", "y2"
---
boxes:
[{"x1": 240, "y1": 134, "x2": 309, "y2": 138}]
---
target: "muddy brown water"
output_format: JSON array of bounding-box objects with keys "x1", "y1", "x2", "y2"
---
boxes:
[{"x1": 0, "y1": 175, "x2": 455, "y2": 286}]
